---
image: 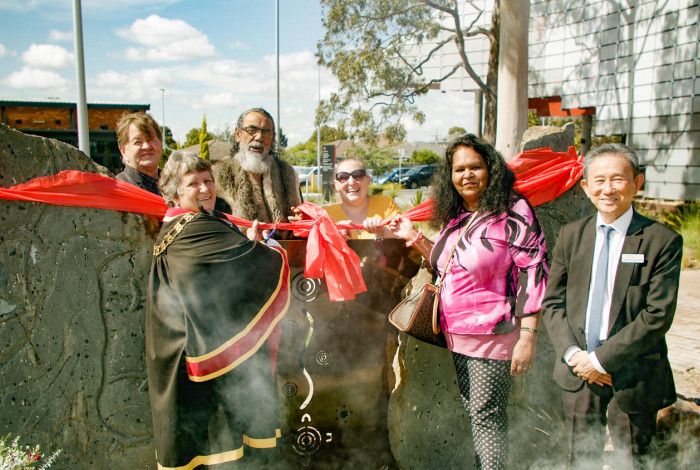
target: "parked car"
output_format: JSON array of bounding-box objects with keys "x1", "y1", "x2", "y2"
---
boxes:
[
  {"x1": 399, "y1": 164, "x2": 438, "y2": 188},
  {"x1": 376, "y1": 167, "x2": 412, "y2": 185},
  {"x1": 296, "y1": 166, "x2": 320, "y2": 188}
]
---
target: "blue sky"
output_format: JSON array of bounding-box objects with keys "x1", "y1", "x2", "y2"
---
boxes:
[{"x1": 0, "y1": 0, "x2": 473, "y2": 146}]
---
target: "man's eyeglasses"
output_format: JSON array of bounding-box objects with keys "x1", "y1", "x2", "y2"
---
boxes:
[
  {"x1": 335, "y1": 169, "x2": 367, "y2": 183},
  {"x1": 240, "y1": 125, "x2": 274, "y2": 138}
]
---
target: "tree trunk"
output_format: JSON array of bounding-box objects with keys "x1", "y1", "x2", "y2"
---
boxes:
[
  {"x1": 495, "y1": 0, "x2": 529, "y2": 160},
  {"x1": 482, "y1": 2, "x2": 500, "y2": 145}
]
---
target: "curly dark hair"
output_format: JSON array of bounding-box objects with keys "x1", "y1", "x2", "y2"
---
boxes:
[{"x1": 431, "y1": 134, "x2": 517, "y2": 228}]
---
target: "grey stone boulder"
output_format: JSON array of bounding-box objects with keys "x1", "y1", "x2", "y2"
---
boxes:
[{"x1": 0, "y1": 124, "x2": 154, "y2": 469}]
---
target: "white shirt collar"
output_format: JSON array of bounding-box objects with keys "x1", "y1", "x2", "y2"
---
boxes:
[{"x1": 595, "y1": 206, "x2": 634, "y2": 235}]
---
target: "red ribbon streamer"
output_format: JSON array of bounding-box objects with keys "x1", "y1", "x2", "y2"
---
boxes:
[{"x1": 0, "y1": 147, "x2": 582, "y2": 301}]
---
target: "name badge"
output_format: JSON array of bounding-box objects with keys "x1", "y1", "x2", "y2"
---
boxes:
[{"x1": 621, "y1": 253, "x2": 644, "y2": 264}]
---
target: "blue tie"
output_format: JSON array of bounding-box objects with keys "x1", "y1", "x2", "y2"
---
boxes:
[{"x1": 587, "y1": 225, "x2": 614, "y2": 352}]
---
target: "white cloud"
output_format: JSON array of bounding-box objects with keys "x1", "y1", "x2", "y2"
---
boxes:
[
  {"x1": 22, "y1": 44, "x2": 73, "y2": 68},
  {"x1": 0, "y1": 44, "x2": 6, "y2": 58},
  {"x1": 117, "y1": 15, "x2": 215, "y2": 62},
  {"x1": 95, "y1": 70, "x2": 130, "y2": 88},
  {"x1": 95, "y1": 67, "x2": 175, "y2": 94},
  {"x1": 4, "y1": 67, "x2": 68, "y2": 89},
  {"x1": 403, "y1": 92, "x2": 475, "y2": 141},
  {"x1": 201, "y1": 92, "x2": 240, "y2": 108},
  {"x1": 229, "y1": 41, "x2": 250, "y2": 51},
  {"x1": 48, "y1": 29, "x2": 72, "y2": 42}
]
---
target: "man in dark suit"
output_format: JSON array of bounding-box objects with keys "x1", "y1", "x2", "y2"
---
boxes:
[{"x1": 542, "y1": 143, "x2": 683, "y2": 469}]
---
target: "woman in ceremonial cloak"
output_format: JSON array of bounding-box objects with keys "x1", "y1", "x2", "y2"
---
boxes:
[{"x1": 147, "y1": 151, "x2": 289, "y2": 469}]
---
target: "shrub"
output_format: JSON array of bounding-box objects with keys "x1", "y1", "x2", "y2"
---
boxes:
[{"x1": 0, "y1": 435, "x2": 61, "y2": 469}]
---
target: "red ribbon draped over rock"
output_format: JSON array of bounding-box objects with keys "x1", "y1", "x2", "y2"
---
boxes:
[{"x1": 0, "y1": 146, "x2": 582, "y2": 301}]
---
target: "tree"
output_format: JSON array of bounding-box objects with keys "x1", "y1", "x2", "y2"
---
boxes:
[
  {"x1": 281, "y1": 148, "x2": 317, "y2": 167},
  {"x1": 345, "y1": 144, "x2": 397, "y2": 175},
  {"x1": 158, "y1": 126, "x2": 178, "y2": 168},
  {"x1": 308, "y1": 124, "x2": 349, "y2": 144},
  {"x1": 199, "y1": 115, "x2": 210, "y2": 160},
  {"x1": 183, "y1": 127, "x2": 215, "y2": 148},
  {"x1": 281, "y1": 125, "x2": 350, "y2": 167},
  {"x1": 278, "y1": 128, "x2": 289, "y2": 149},
  {"x1": 211, "y1": 125, "x2": 235, "y2": 146},
  {"x1": 160, "y1": 126, "x2": 178, "y2": 157},
  {"x1": 447, "y1": 126, "x2": 467, "y2": 137},
  {"x1": 411, "y1": 148, "x2": 440, "y2": 164},
  {"x1": 318, "y1": 0, "x2": 500, "y2": 143}
]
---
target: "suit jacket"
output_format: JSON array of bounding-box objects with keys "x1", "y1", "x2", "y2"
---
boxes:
[{"x1": 542, "y1": 211, "x2": 682, "y2": 413}]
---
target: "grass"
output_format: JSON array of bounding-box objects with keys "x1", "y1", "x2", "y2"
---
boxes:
[
  {"x1": 636, "y1": 201, "x2": 700, "y2": 268},
  {"x1": 664, "y1": 203, "x2": 700, "y2": 269},
  {"x1": 370, "y1": 183, "x2": 403, "y2": 196}
]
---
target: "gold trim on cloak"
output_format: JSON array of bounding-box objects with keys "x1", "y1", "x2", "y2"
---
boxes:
[
  {"x1": 153, "y1": 212, "x2": 196, "y2": 256},
  {"x1": 155, "y1": 429, "x2": 282, "y2": 470}
]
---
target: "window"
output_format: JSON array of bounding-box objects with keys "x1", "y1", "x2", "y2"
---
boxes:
[
  {"x1": 15, "y1": 119, "x2": 22, "y2": 124},
  {"x1": 55, "y1": 119, "x2": 61, "y2": 125}
]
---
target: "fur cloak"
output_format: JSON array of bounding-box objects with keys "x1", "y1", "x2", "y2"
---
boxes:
[{"x1": 213, "y1": 152, "x2": 301, "y2": 224}]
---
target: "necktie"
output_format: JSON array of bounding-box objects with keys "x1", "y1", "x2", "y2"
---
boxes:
[{"x1": 587, "y1": 225, "x2": 614, "y2": 352}]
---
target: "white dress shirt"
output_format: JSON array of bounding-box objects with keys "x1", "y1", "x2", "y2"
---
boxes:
[{"x1": 564, "y1": 206, "x2": 634, "y2": 373}]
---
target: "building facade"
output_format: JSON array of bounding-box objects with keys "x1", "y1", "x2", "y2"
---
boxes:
[
  {"x1": 408, "y1": 0, "x2": 698, "y2": 200},
  {"x1": 0, "y1": 100, "x2": 151, "y2": 174}
]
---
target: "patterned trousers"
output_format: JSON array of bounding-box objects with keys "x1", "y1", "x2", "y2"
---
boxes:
[{"x1": 452, "y1": 352, "x2": 512, "y2": 470}]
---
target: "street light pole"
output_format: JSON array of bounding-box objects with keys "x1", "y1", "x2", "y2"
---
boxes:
[
  {"x1": 71, "y1": 0, "x2": 89, "y2": 156},
  {"x1": 275, "y1": 0, "x2": 280, "y2": 149},
  {"x1": 159, "y1": 88, "x2": 165, "y2": 145},
  {"x1": 316, "y1": 64, "x2": 321, "y2": 192}
]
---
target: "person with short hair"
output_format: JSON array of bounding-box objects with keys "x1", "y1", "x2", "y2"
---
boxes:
[
  {"x1": 213, "y1": 108, "x2": 301, "y2": 233},
  {"x1": 323, "y1": 157, "x2": 399, "y2": 239},
  {"x1": 147, "y1": 151, "x2": 287, "y2": 468},
  {"x1": 115, "y1": 112, "x2": 162, "y2": 195},
  {"x1": 542, "y1": 143, "x2": 682, "y2": 469},
  {"x1": 389, "y1": 134, "x2": 549, "y2": 470}
]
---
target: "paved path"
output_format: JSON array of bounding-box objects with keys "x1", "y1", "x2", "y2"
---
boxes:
[{"x1": 668, "y1": 269, "x2": 700, "y2": 399}]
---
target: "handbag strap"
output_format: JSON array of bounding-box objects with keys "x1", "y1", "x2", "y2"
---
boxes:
[{"x1": 435, "y1": 211, "x2": 479, "y2": 290}]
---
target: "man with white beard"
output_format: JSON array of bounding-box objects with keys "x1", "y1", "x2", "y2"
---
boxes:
[{"x1": 213, "y1": 108, "x2": 301, "y2": 236}]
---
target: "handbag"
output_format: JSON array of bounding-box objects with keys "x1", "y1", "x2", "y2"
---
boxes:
[{"x1": 388, "y1": 212, "x2": 478, "y2": 347}]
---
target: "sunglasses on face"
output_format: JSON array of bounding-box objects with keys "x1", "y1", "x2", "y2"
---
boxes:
[
  {"x1": 240, "y1": 125, "x2": 274, "y2": 138},
  {"x1": 335, "y1": 169, "x2": 367, "y2": 183}
]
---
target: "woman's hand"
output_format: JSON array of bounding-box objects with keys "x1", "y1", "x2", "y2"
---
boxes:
[
  {"x1": 510, "y1": 333, "x2": 536, "y2": 375},
  {"x1": 362, "y1": 215, "x2": 383, "y2": 235},
  {"x1": 336, "y1": 219, "x2": 351, "y2": 238},
  {"x1": 387, "y1": 216, "x2": 415, "y2": 240},
  {"x1": 246, "y1": 220, "x2": 262, "y2": 241}
]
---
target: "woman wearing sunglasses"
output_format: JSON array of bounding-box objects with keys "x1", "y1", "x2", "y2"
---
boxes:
[{"x1": 324, "y1": 158, "x2": 400, "y2": 239}]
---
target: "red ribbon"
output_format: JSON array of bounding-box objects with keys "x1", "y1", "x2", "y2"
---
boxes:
[{"x1": 0, "y1": 147, "x2": 582, "y2": 301}]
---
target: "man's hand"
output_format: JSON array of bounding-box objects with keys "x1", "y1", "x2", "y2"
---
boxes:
[
  {"x1": 570, "y1": 351, "x2": 612, "y2": 386},
  {"x1": 287, "y1": 206, "x2": 304, "y2": 222}
]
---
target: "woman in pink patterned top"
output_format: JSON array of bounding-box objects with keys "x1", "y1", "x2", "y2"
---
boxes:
[{"x1": 390, "y1": 134, "x2": 549, "y2": 470}]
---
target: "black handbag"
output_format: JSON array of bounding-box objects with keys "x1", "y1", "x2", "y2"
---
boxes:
[{"x1": 388, "y1": 212, "x2": 478, "y2": 347}]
